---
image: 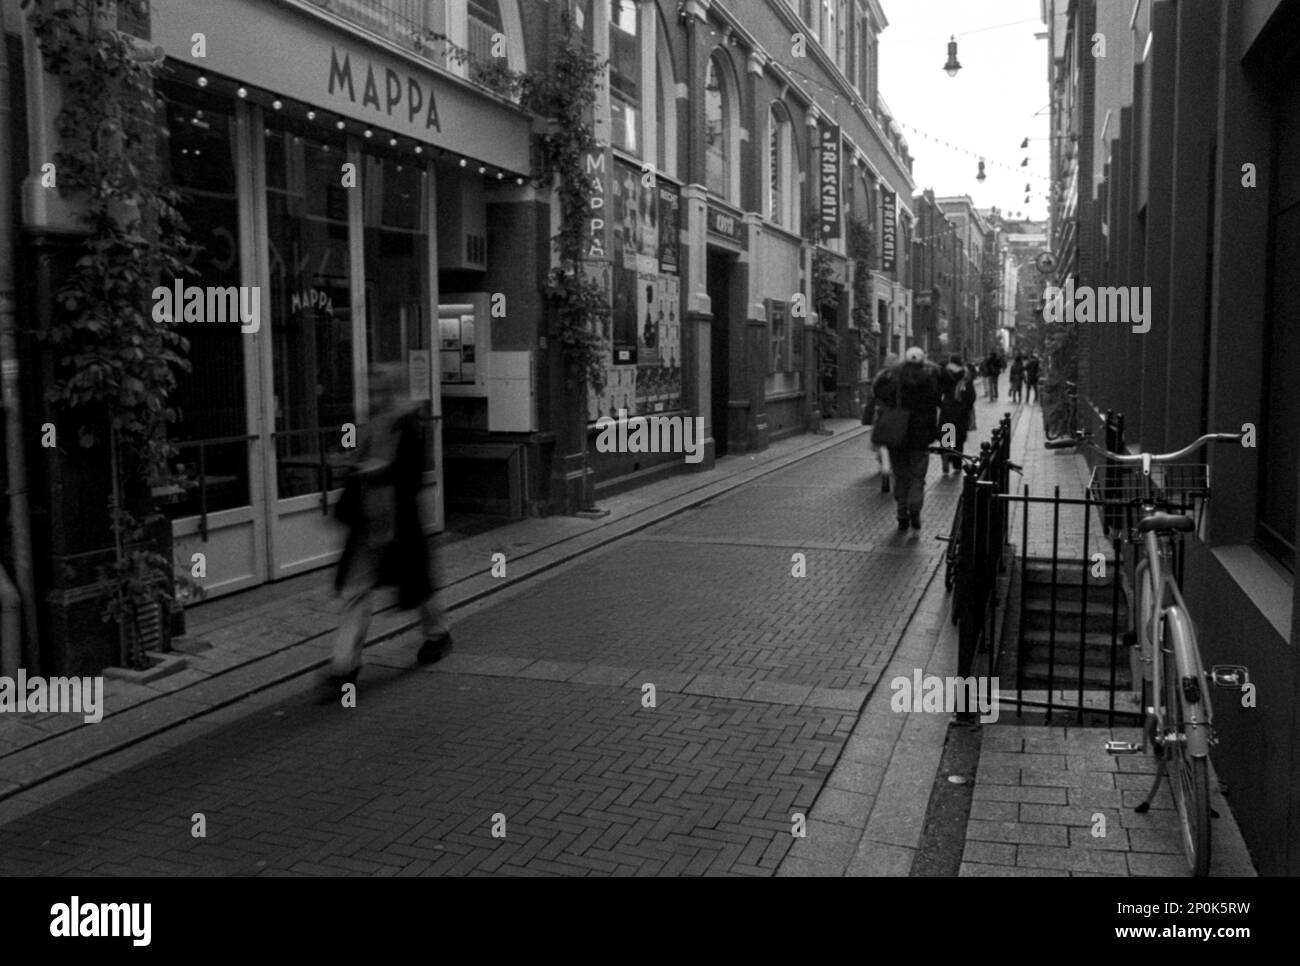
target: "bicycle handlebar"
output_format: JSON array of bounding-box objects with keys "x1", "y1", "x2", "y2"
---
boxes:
[
  {"x1": 927, "y1": 445, "x2": 1023, "y2": 473},
  {"x1": 1072, "y1": 431, "x2": 1243, "y2": 464}
]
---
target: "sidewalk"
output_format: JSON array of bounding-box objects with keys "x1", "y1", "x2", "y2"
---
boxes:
[
  {"x1": 959, "y1": 396, "x2": 1257, "y2": 877},
  {"x1": 780, "y1": 383, "x2": 1017, "y2": 876},
  {"x1": 0, "y1": 420, "x2": 873, "y2": 803}
]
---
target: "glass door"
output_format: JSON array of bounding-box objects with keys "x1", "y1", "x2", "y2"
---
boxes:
[{"x1": 262, "y1": 119, "x2": 358, "y2": 578}]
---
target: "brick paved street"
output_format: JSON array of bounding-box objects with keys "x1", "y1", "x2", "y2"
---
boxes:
[{"x1": 0, "y1": 423, "x2": 976, "y2": 876}]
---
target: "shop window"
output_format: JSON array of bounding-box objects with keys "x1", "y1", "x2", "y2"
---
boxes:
[
  {"x1": 1258, "y1": 70, "x2": 1300, "y2": 570},
  {"x1": 467, "y1": 0, "x2": 503, "y2": 63},
  {"x1": 705, "y1": 53, "x2": 735, "y2": 202},
  {"x1": 836, "y1": 0, "x2": 848, "y2": 70},
  {"x1": 767, "y1": 104, "x2": 796, "y2": 231},
  {"x1": 857, "y1": 16, "x2": 869, "y2": 93},
  {"x1": 265, "y1": 123, "x2": 356, "y2": 501},
  {"x1": 157, "y1": 80, "x2": 250, "y2": 519},
  {"x1": 610, "y1": 0, "x2": 641, "y2": 155},
  {"x1": 768, "y1": 298, "x2": 790, "y2": 373},
  {"x1": 655, "y1": 34, "x2": 677, "y2": 179},
  {"x1": 571, "y1": 0, "x2": 594, "y2": 47}
]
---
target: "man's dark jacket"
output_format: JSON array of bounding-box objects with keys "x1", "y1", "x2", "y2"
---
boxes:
[{"x1": 872, "y1": 362, "x2": 953, "y2": 450}]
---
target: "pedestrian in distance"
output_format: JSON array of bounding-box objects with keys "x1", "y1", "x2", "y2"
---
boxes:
[
  {"x1": 864, "y1": 353, "x2": 900, "y2": 493},
  {"x1": 985, "y1": 351, "x2": 1003, "y2": 402},
  {"x1": 1025, "y1": 353, "x2": 1041, "y2": 404},
  {"x1": 1009, "y1": 352, "x2": 1025, "y2": 404},
  {"x1": 328, "y1": 364, "x2": 451, "y2": 689},
  {"x1": 871, "y1": 346, "x2": 955, "y2": 533},
  {"x1": 938, "y1": 354, "x2": 978, "y2": 475}
]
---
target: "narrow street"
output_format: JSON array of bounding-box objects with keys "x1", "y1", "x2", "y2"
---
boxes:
[{"x1": 0, "y1": 416, "x2": 976, "y2": 876}]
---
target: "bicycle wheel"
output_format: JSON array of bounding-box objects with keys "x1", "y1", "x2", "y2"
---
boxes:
[
  {"x1": 1161, "y1": 616, "x2": 1212, "y2": 876},
  {"x1": 944, "y1": 506, "x2": 960, "y2": 592},
  {"x1": 1043, "y1": 400, "x2": 1070, "y2": 440}
]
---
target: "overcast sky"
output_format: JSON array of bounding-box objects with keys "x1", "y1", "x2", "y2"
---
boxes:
[{"x1": 877, "y1": 0, "x2": 1051, "y2": 222}]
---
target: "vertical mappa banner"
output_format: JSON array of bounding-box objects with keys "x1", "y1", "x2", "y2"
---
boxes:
[
  {"x1": 583, "y1": 146, "x2": 613, "y2": 262},
  {"x1": 881, "y1": 188, "x2": 897, "y2": 273},
  {"x1": 819, "y1": 125, "x2": 842, "y2": 242}
]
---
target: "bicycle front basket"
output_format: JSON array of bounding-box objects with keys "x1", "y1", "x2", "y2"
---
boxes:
[{"x1": 1088, "y1": 463, "x2": 1211, "y2": 534}]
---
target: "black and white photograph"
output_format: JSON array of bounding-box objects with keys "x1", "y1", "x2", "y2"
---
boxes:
[{"x1": 0, "y1": 0, "x2": 1290, "y2": 944}]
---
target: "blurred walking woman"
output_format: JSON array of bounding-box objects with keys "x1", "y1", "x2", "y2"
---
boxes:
[{"x1": 329, "y1": 364, "x2": 451, "y2": 686}]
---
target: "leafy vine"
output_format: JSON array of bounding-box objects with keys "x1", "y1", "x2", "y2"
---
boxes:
[
  {"x1": 422, "y1": 14, "x2": 609, "y2": 393},
  {"x1": 24, "y1": 0, "x2": 200, "y2": 664}
]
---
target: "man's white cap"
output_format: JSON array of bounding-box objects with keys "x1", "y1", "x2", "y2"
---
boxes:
[{"x1": 904, "y1": 346, "x2": 925, "y2": 364}]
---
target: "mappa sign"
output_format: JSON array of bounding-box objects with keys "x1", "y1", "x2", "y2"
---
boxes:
[{"x1": 583, "y1": 147, "x2": 612, "y2": 261}]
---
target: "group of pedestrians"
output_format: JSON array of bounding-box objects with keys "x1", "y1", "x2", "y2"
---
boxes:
[
  {"x1": 1008, "y1": 352, "x2": 1041, "y2": 404},
  {"x1": 866, "y1": 347, "x2": 973, "y2": 531},
  {"x1": 865, "y1": 345, "x2": 1039, "y2": 532}
]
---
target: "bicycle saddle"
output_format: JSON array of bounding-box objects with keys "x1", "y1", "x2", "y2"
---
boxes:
[{"x1": 1137, "y1": 512, "x2": 1195, "y2": 533}]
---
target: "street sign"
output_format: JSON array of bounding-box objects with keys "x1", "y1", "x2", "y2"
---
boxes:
[{"x1": 1035, "y1": 251, "x2": 1057, "y2": 274}]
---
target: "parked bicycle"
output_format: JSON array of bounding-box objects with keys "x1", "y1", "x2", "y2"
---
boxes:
[
  {"x1": 1059, "y1": 429, "x2": 1250, "y2": 876},
  {"x1": 1043, "y1": 380, "x2": 1081, "y2": 442},
  {"x1": 928, "y1": 445, "x2": 1022, "y2": 626}
]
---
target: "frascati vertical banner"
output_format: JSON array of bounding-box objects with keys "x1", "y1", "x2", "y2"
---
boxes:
[
  {"x1": 819, "y1": 125, "x2": 841, "y2": 242},
  {"x1": 881, "y1": 188, "x2": 897, "y2": 273}
]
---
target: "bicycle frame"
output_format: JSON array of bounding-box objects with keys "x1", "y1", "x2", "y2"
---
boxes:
[{"x1": 1135, "y1": 524, "x2": 1214, "y2": 760}]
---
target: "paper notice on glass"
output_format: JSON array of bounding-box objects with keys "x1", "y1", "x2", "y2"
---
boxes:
[{"x1": 408, "y1": 349, "x2": 431, "y2": 401}]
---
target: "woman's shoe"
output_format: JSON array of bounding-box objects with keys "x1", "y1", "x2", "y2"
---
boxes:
[{"x1": 417, "y1": 632, "x2": 453, "y2": 665}]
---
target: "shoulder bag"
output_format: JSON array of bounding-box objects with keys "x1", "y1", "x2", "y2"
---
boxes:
[{"x1": 871, "y1": 376, "x2": 909, "y2": 449}]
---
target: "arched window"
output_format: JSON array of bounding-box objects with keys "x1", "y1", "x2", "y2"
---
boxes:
[
  {"x1": 609, "y1": 0, "x2": 640, "y2": 154},
  {"x1": 767, "y1": 104, "x2": 796, "y2": 230},
  {"x1": 655, "y1": 16, "x2": 677, "y2": 178},
  {"x1": 705, "y1": 53, "x2": 735, "y2": 201}
]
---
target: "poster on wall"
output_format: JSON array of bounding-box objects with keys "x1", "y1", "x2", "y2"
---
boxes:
[
  {"x1": 408, "y1": 349, "x2": 431, "y2": 401},
  {"x1": 589, "y1": 161, "x2": 682, "y2": 422},
  {"x1": 635, "y1": 268, "x2": 681, "y2": 414},
  {"x1": 611, "y1": 262, "x2": 638, "y2": 366},
  {"x1": 657, "y1": 181, "x2": 680, "y2": 274}
]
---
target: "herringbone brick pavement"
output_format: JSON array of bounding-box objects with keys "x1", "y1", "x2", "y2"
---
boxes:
[{"x1": 0, "y1": 429, "x2": 977, "y2": 876}]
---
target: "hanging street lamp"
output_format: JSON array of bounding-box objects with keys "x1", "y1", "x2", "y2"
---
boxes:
[{"x1": 944, "y1": 36, "x2": 962, "y2": 77}]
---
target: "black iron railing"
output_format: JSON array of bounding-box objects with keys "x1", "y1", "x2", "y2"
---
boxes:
[
  {"x1": 993, "y1": 409, "x2": 1139, "y2": 727},
  {"x1": 952, "y1": 412, "x2": 1014, "y2": 683}
]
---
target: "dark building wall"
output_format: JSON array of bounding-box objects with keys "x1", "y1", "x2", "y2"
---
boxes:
[{"x1": 1065, "y1": 0, "x2": 1300, "y2": 874}]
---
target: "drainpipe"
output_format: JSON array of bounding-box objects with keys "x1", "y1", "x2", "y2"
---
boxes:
[
  {"x1": 0, "y1": 564, "x2": 17, "y2": 676},
  {"x1": 0, "y1": 2, "x2": 40, "y2": 674}
]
